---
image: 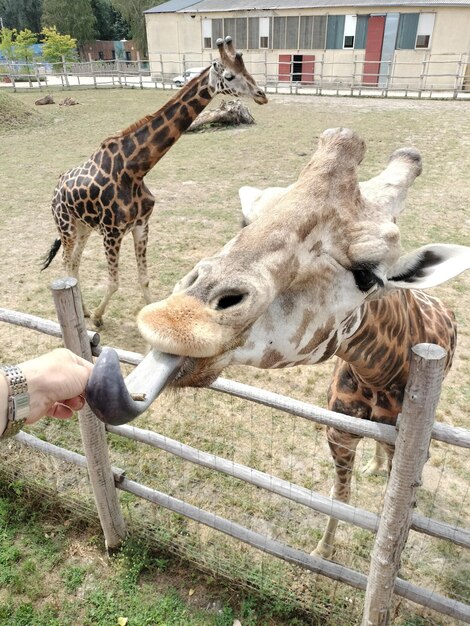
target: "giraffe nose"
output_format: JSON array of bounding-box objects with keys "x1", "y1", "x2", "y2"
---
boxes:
[
  {"x1": 254, "y1": 90, "x2": 268, "y2": 105},
  {"x1": 211, "y1": 291, "x2": 249, "y2": 311}
]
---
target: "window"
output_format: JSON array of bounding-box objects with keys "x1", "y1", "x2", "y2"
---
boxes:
[
  {"x1": 299, "y1": 16, "x2": 313, "y2": 48},
  {"x1": 259, "y1": 17, "x2": 270, "y2": 48},
  {"x1": 212, "y1": 18, "x2": 223, "y2": 47},
  {"x1": 396, "y1": 13, "x2": 419, "y2": 49},
  {"x1": 312, "y1": 16, "x2": 327, "y2": 49},
  {"x1": 355, "y1": 15, "x2": 368, "y2": 49},
  {"x1": 415, "y1": 13, "x2": 435, "y2": 49},
  {"x1": 286, "y1": 16, "x2": 299, "y2": 48},
  {"x1": 98, "y1": 51, "x2": 104, "y2": 60},
  {"x1": 343, "y1": 15, "x2": 356, "y2": 49},
  {"x1": 326, "y1": 15, "x2": 345, "y2": 49},
  {"x1": 203, "y1": 19, "x2": 212, "y2": 48},
  {"x1": 248, "y1": 17, "x2": 259, "y2": 49},
  {"x1": 273, "y1": 17, "x2": 287, "y2": 49}
]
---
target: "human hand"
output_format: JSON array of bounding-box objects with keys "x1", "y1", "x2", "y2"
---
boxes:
[{"x1": 19, "y1": 348, "x2": 93, "y2": 423}]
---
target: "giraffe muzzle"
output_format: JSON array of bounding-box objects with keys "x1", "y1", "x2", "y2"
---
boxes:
[{"x1": 85, "y1": 347, "x2": 185, "y2": 425}]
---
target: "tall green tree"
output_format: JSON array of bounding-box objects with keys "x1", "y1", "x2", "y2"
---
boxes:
[
  {"x1": 0, "y1": 0, "x2": 42, "y2": 33},
  {"x1": 109, "y1": 0, "x2": 160, "y2": 56},
  {"x1": 91, "y1": 0, "x2": 130, "y2": 40},
  {"x1": 41, "y1": 25, "x2": 77, "y2": 62},
  {"x1": 42, "y1": 0, "x2": 97, "y2": 44}
]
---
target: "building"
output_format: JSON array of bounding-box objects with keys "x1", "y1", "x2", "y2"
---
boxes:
[
  {"x1": 144, "y1": 0, "x2": 470, "y2": 92},
  {"x1": 80, "y1": 40, "x2": 140, "y2": 62}
]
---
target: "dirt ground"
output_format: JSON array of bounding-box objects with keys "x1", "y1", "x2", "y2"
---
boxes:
[{"x1": 0, "y1": 88, "x2": 469, "y2": 624}]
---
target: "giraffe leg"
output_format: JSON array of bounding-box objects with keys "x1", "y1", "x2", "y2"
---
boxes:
[
  {"x1": 132, "y1": 223, "x2": 152, "y2": 304},
  {"x1": 92, "y1": 231, "x2": 123, "y2": 327},
  {"x1": 362, "y1": 440, "x2": 388, "y2": 476},
  {"x1": 69, "y1": 225, "x2": 92, "y2": 317},
  {"x1": 313, "y1": 427, "x2": 361, "y2": 559}
]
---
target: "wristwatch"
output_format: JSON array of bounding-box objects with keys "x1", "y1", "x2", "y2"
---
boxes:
[{"x1": 0, "y1": 365, "x2": 30, "y2": 439}]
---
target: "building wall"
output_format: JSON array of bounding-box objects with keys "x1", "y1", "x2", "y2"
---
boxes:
[
  {"x1": 80, "y1": 40, "x2": 140, "y2": 62},
  {"x1": 145, "y1": 6, "x2": 470, "y2": 89}
]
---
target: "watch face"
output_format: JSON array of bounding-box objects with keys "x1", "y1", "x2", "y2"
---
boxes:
[{"x1": 12, "y1": 393, "x2": 30, "y2": 422}]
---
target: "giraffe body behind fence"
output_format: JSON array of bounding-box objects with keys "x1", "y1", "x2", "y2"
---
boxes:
[
  {"x1": 86, "y1": 128, "x2": 470, "y2": 559},
  {"x1": 42, "y1": 37, "x2": 267, "y2": 326}
]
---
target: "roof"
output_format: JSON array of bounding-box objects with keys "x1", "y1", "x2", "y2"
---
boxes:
[
  {"x1": 145, "y1": 0, "x2": 200, "y2": 13},
  {"x1": 146, "y1": 0, "x2": 470, "y2": 12}
]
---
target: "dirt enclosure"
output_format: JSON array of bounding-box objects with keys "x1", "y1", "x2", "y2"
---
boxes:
[{"x1": 0, "y1": 88, "x2": 469, "y2": 624}]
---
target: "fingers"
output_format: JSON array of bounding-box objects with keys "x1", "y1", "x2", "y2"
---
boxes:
[{"x1": 47, "y1": 394, "x2": 87, "y2": 420}]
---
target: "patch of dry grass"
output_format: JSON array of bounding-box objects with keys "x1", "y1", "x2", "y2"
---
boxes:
[{"x1": 0, "y1": 87, "x2": 469, "y2": 624}]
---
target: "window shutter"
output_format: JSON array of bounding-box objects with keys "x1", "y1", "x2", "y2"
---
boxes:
[
  {"x1": 313, "y1": 16, "x2": 327, "y2": 49},
  {"x1": 396, "y1": 13, "x2": 419, "y2": 49},
  {"x1": 326, "y1": 15, "x2": 345, "y2": 50},
  {"x1": 355, "y1": 15, "x2": 368, "y2": 49},
  {"x1": 212, "y1": 19, "x2": 223, "y2": 48},
  {"x1": 248, "y1": 17, "x2": 259, "y2": 49}
]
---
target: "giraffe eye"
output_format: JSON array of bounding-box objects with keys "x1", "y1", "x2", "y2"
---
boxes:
[
  {"x1": 224, "y1": 71, "x2": 235, "y2": 81},
  {"x1": 351, "y1": 263, "x2": 383, "y2": 292}
]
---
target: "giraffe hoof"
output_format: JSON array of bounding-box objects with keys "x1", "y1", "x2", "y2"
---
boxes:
[
  {"x1": 311, "y1": 542, "x2": 334, "y2": 560},
  {"x1": 92, "y1": 316, "x2": 104, "y2": 328},
  {"x1": 361, "y1": 460, "x2": 386, "y2": 477}
]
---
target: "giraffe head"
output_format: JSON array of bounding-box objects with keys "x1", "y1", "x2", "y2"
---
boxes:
[
  {"x1": 86, "y1": 128, "x2": 470, "y2": 424},
  {"x1": 209, "y1": 36, "x2": 268, "y2": 105}
]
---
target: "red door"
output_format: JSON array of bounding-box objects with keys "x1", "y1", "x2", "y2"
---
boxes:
[
  {"x1": 363, "y1": 16, "x2": 385, "y2": 85},
  {"x1": 278, "y1": 54, "x2": 291, "y2": 82},
  {"x1": 301, "y1": 55, "x2": 315, "y2": 84}
]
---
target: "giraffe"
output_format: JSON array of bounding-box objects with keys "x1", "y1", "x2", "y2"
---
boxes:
[
  {"x1": 42, "y1": 36, "x2": 267, "y2": 327},
  {"x1": 86, "y1": 128, "x2": 470, "y2": 559}
]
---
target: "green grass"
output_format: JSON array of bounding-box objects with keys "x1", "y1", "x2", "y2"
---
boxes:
[{"x1": 0, "y1": 489, "x2": 310, "y2": 626}]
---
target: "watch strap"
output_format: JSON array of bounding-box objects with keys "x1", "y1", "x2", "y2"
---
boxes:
[{"x1": 0, "y1": 365, "x2": 29, "y2": 439}]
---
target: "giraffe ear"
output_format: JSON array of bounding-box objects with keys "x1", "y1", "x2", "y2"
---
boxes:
[
  {"x1": 386, "y1": 244, "x2": 470, "y2": 289},
  {"x1": 238, "y1": 185, "x2": 291, "y2": 225}
]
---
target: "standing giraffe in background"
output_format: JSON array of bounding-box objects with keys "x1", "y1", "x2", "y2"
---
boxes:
[
  {"x1": 42, "y1": 36, "x2": 267, "y2": 326},
  {"x1": 86, "y1": 128, "x2": 469, "y2": 559}
]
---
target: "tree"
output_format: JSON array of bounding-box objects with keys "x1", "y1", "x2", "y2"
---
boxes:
[
  {"x1": 0, "y1": 26, "x2": 16, "y2": 61},
  {"x1": 15, "y1": 28, "x2": 37, "y2": 66},
  {"x1": 109, "y1": 0, "x2": 160, "y2": 56},
  {"x1": 91, "y1": 0, "x2": 130, "y2": 41},
  {"x1": 41, "y1": 25, "x2": 77, "y2": 63},
  {"x1": 42, "y1": 0, "x2": 97, "y2": 44},
  {"x1": 0, "y1": 0, "x2": 42, "y2": 33}
]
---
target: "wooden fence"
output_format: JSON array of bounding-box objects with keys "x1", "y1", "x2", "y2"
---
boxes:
[
  {"x1": 1, "y1": 278, "x2": 469, "y2": 625},
  {"x1": 1, "y1": 52, "x2": 469, "y2": 100}
]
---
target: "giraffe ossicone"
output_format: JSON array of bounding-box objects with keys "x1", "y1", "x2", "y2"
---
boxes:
[
  {"x1": 86, "y1": 127, "x2": 470, "y2": 559},
  {"x1": 42, "y1": 36, "x2": 267, "y2": 327}
]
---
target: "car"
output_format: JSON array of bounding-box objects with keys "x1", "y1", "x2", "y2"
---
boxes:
[{"x1": 172, "y1": 67, "x2": 206, "y2": 87}]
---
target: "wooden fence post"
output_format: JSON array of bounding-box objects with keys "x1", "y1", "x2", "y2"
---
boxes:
[
  {"x1": 51, "y1": 277, "x2": 127, "y2": 549},
  {"x1": 362, "y1": 343, "x2": 447, "y2": 626}
]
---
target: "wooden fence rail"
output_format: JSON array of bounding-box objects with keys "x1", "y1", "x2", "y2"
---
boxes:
[{"x1": 0, "y1": 280, "x2": 469, "y2": 625}]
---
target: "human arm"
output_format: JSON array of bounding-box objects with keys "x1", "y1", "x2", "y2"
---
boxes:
[{"x1": 0, "y1": 348, "x2": 93, "y2": 439}]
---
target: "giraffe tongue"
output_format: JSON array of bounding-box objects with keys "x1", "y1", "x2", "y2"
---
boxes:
[{"x1": 85, "y1": 347, "x2": 185, "y2": 425}]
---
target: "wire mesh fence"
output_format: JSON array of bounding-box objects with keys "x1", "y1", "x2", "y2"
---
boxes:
[{"x1": 1, "y1": 302, "x2": 469, "y2": 625}]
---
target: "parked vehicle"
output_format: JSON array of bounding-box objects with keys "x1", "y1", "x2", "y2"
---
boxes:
[{"x1": 172, "y1": 67, "x2": 206, "y2": 87}]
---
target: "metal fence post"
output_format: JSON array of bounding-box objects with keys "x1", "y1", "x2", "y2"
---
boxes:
[
  {"x1": 362, "y1": 343, "x2": 447, "y2": 626},
  {"x1": 51, "y1": 277, "x2": 127, "y2": 549}
]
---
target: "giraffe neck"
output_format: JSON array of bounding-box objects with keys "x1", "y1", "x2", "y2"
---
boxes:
[
  {"x1": 109, "y1": 68, "x2": 215, "y2": 178},
  {"x1": 336, "y1": 290, "x2": 455, "y2": 389}
]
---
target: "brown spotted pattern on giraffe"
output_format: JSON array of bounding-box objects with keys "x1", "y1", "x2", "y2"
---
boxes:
[
  {"x1": 297, "y1": 317, "x2": 335, "y2": 355},
  {"x1": 259, "y1": 348, "x2": 285, "y2": 369}
]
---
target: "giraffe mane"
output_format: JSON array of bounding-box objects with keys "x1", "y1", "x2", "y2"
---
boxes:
[{"x1": 105, "y1": 67, "x2": 212, "y2": 141}]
